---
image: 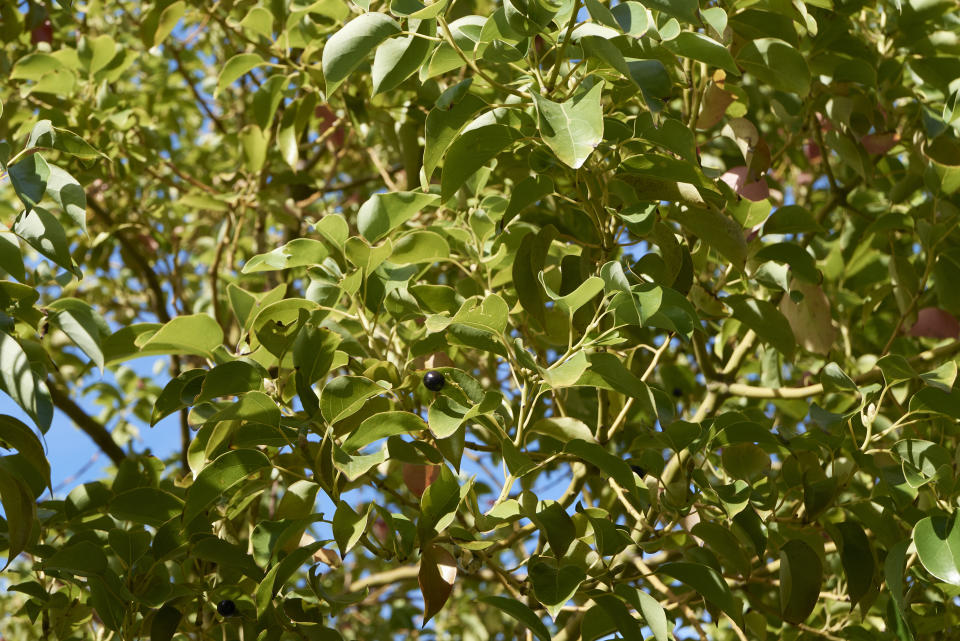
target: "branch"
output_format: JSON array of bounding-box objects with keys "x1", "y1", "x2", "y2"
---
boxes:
[
  {"x1": 350, "y1": 564, "x2": 419, "y2": 592},
  {"x1": 169, "y1": 46, "x2": 229, "y2": 136},
  {"x1": 547, "y1": 0, "x2": 582, "y2": 92},
  {"x1": 709, "y1": 338, "x2": 960, "y2": 400},
  {"x1": 86, "y1": 195, "x2": 171, "y2": 323},
  {"x1": 47, "y1": 380, "x2": 126, "y2": 465}
]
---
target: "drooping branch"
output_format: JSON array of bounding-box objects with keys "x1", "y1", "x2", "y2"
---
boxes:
[{"x1": 47, "y1": 380, "x2": 126, "y2": 465}]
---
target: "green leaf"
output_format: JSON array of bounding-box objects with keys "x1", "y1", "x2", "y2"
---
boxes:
[
  {"x1": 722, "y1": 443, "x2": 770, "y2": 481},
  {"x1": 10, "y1": 53, "x2": 64, "y2": 81},
  {"x1": 14, "y1": 206, "x2": 78, "y2": 275},
  {"x1": 539, "y1": 275, "x2": 604, "y2": 313},
  {"x1": 419, "y1": 464, "x2": 462, "y2": 536},
  {"x1": 322, "y1": 13, "x2": 401, "y2": 95},
  {"x1": 876, "y1": 354, "x2": 918, "y2": 386},
  {"x1": 426, "y1": 293, "x2": 509, "y2": 334},
  {"x1": 43, "y1": 540, "x2": 107, "y2": 576},
  {"x1": 182, "y1": 449, "x2": 270, "y2": 524},
  {"x1": 391, "y1": 0, "x2": 449, "y2": 17},
  {"x1": 0, "y1": 464, "x2": 36, "y2": 569},
  {"x1": 207, "y1": 391, "x2": 281, "y2": 427},
  {"x1": 541, "y1": 351, "x2": 590, "y2": 388},
  {"x1": 192, "y1": 536, "x2": 264, "y2": 579},
  {"x1": 725, "y1": 295, "x2": 796, "y2": 358},
  {"x1": 293, "y1": 325, "x2": 340, "y2": 385},
  {"x1": 528, "y1": 417, "x2": 595, "y2": 444},
  {"x1": 914, "y1": 515, "x2": 960, "y2": 586},
  {"x1": 440, "y1": 123, "x2": 519, "y2": 201},
  {"x1": 884, "y1": 540, "x2": 915, "y2": 640},
  {"x1": 0, "y1": 415, "x2": 49, "y2": 489},
  {"x1": 583, "y1": 508, "x2": 631, "y2": 556},
  {"x1": 195, "y1": 360, "x2": 263, "y2": 402},
  {"x1": 0, "y1": 230, "x2": 25, "y2": 282},
  {"x1": 627, "y1": 59, "x2": 672, "y2": 99},
  {"x1": 642, "y1": 0, "x2": 698, "y2": 23},
  {"x1": 835, "y1": 521, "x2": 875, "y2": 608},
  {"x1": 242, "y1": 238, "x2": 330, "y2": 273},
  {"x1": 737, "y1": 38, "x2": 811, "y2": 96},
  {"x1": 584, "y1": 0, "x2": 619, "y2": 28},
  {"x1": 8, "y1": 154, "x2": 50, "y2": 211},
  {"x1": 610, "y1": 2, "x2": 649, "y2": 36},
  {"x1": 256, "y1": 540, "x2": 326, "y2": 617},
  {"x1": 26, "y1": 120, "x2": 102, "y2": 159},
  {"x1": 480, "y1": 596, "x2": 551, "y2": 641},
  {"x1": 423, "y1": 89, "x2": 486, "y2": 182},
  {"x1": 565, "y1": 439, "x2": 636, "y2": 493},
  {"x1": 664, "y1": 32, "x2": 739, "y2": 75},
  {"x1": 0, "y1": 331, "x2": 52, "y2": 431},
  {"x1": 48, "y1": 298, "x2": 108, "y2": 370},
  {"x1": 659, "y1": 562, "x2": 743, "y2": 626},
  {"x1": 428, "y1": 391, "x2": 501, "y2": 439},
  {"x1": 692, "y1": 521, "x2": 752, "y2": 578},
  {"x1": 357, "y1": 191, "x2": 439, "y2": 242},
  {"x1": 240, "y1": 124, "x2": 268, "y2": 172},
  {"x1": 672, "y1": 206, "x2": 747, "y2": 269},
  {"x1": 44, "y1": 165, "x2": 87, "y2": 231},
  {"x1": 372, "y1": 19, "x2": 435, "y2": 94},
  {"x1": 528, "y1": 556, "x2": 586, "y2": 618},
  {"x1": 321, "y1": 376, "x2": 388, "y2": 424},
  {"x1": 150, "y1": 604, "x2": 182, "y2": 641},
  {"x1": 333, "y1": 501, "x2": 369, "y2": 556},
  {"x1": 616, "y1": 586, "x2": 669, "y2": 641},
  {"x1": 532, "y1": 80, "x2": 604, "y2": 169},
  {"x1": 343, "y1": 411, "x2": 427, "y2": 451},
  {"x1": 111, "y1": 488, "x2": 185, "y2": 527},
  {"x1": 390, "y1": 230, "x2": 450, "y2": 264},
  {"x1": 894, "y1": 439, "x2": 951, "y2": 488},
  {"x1": 138, "y1": 314, "x2": 224, "y2": 358},
  {"x1": 150, "y1": 0, "x2": 185, "y2": 46},
  {"x1": 909, "y1": 386, "x2": 960, "y2": 419},
  {"x1": 779, "y1": 539, "x2": 822, "y2": 623},
  {"x1": 504, "y1": 175, "x2": 554, "y2": 225},
  {"x1": 217, "y1": 53, "x2": 265, "y2": 96}
]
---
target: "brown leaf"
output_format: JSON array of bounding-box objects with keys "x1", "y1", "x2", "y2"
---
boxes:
[
  {"x1": 313, "y1": 546, "x2": 342, "y2": 568},
  {"x1": 780, "y1": 281, "x2": 837, "y2": 355},
  {"x1": 419, "y1": 544, "x2": 458, "y2": 625},
  {"x1": 403, "y1": 463, "x2": 441, "y2": 498}
]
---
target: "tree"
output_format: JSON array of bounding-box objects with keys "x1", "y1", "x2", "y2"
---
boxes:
[{"x1": 1, "y1": 0, "x2": 960, "y2": 638}]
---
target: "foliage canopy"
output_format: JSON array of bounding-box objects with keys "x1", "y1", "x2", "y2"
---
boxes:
[{"x1": 2, "y1": 0, "x2": 960, "y2": 639}]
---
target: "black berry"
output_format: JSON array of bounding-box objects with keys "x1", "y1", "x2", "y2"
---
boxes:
[
  {"x1": 217, "y1": 599, "x2": 236, "y2": 617},
  {"x1": 630, "y1": 465, "x2": 646, "y2": 477},
  {"x1": 423, "y1": 370, "x2": 445, "y2": 392}
]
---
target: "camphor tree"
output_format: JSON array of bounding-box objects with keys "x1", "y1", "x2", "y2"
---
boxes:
[{"x1": 1, "y1": 0, "x2": 960, "y2": 639}]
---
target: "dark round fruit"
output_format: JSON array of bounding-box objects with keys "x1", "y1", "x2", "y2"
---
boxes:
[
  {"x1": 217, "y1": 599, "x2": 237, "y2": 617},
  {"x1": 423, "y1": 370, "x2": 445, "y2": 392},
  {"x1": 630, "y1": 465, "x2": 646, "y2": 478}
]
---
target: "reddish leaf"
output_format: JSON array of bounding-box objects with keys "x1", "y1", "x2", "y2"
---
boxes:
[
  {"x1": 909, "y1": 307, "x2": 960, "y2": 339},
  {"x1": 721, "y1": 166, "x2": 770, "y2": 202},
  {"x1": 403, "y1": 463, "x2": 441, "y2": 498},
  {"x1": 861, "y1": 132, "x2": 899, "y2": 155},
  {"x1": 31, "y1": 19, "x2": 52, "y2": 44}
]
